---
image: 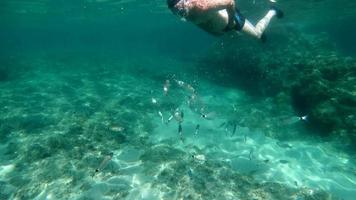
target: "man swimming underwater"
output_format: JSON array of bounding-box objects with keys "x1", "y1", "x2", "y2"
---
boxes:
[{"x1": 167, "y1": 0, "x2": 283, "y2": 42}]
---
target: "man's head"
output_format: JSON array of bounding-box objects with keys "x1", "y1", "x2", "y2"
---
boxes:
[{"x1": 167, "y1": 0, "x2": 180, "y2": 9}]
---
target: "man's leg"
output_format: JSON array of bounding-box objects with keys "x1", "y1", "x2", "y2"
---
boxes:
[{"x1": 235, "y1": 7, "x2": 283, "y2": 41}]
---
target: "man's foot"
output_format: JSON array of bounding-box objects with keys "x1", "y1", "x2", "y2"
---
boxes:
[{"x1": 270, "y1": 5, "x2": 284, "y2": 18}]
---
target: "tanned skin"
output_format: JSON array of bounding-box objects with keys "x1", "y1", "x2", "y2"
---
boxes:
[{"x1": 180, "y1": 0, "x2": 236, "y2": 36}]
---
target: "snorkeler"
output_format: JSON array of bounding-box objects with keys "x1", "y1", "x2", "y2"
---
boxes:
[{"x1": 167, "y1": 0, "x2": 284, "y2": 42}]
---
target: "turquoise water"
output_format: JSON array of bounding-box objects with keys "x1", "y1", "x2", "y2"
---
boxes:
[{"x1": 0, "y1": 0, "x2": 356, "y2": 199}]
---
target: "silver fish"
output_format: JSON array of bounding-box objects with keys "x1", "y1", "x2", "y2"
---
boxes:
[
  {"x1": 201, "y1": 111, "x2": 215, "y2": 120},
  {"x1": 173, "y1": 109, "x2": 184, "y2": 123},
  {"x1": 158, "y1": 111, "x2": 164, "y2": 124},
  {"x1": 279, "y1": 160, "x2": 289, "y2": 164},
  {"x1": 249, "y1": 149, "x2": 254, "y2": 160},
  {"x1": 187, "y1": 168, "x2": 194, "y2": 179},
  {"x1": 194, "y1": 124, "x2": 200, "y2": 136},
  {"x1": 178, "y1": 124, "x2": 182, "y2": 135},
  {"x1": 93, "y1": 152, "x2": 113, "y2": 176},
  {"x1": 218, "y1": 122, "x2": 226, "y2": 128},
  {"x1": 231, "y1": 123, "x2": 237, "y2": 137},
  {"x1": 166, "y1": 115, "x2": 174, "y2": 124},
  {"x1": 277, "y1": 142, "x2": 292, "y2": 149},
  {"x1": 163, "y1": 80, "x2": 170, "y2": 95}
]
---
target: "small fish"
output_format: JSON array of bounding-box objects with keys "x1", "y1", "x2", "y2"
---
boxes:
[
  {"x1": 175, "y1": 79, "x2": 195, "y2": 93},
  {"x1": 151, "y1": 97, "x2": 158, "y2": 104},
  {"x1": 173, "y1": 109, "x2": 184, "y2": 123},
  {"x1": 277, "y1": 142, "x2": 292, "y2": 149},
  {"x1": 194, "y1": 124, "x2": 200, "y2": 136},
  {"x1": 175, "y1": 79, "x2": 185, "y2": 87},
  {"x1": 166, "y1": 115, "x2": 174, "y2": 124},
  {"x1": 201, "y1": 111, "x2": 215, "y2": 120},
  {"x1": 300, "y1": 115, "x2": 308, "y2": 121},
  {"x1": 178, "y1": 124, "x2": 182, "y2": 136},
  {"x1": 231, "y1": 123, "x2": 237, "y2": 137},
  {"x1": 185, "y1": 84, "x2": 195, "y2": 93},
  {"x1": 93, "y1": 152, "x2": 113, "y2": 176},
  {"x1": 249, "y1": 149, "x2": 254, "y2": 160},
  {"x1": 180, "y1": 135, "x2": 185, "y2": 143},
  {"x1": 225, "y1": 127, "x2": 228, "y2": 136},
  {"x1": 218, "y1": 122, "x2": 226, "y2": 128},
  {"x1": 279, "y1": 160, "x2": 289, "y2": 164},
  {"x1": 158, "y1": 111, "x2": 164, "y2": 124},
  {"x1": 192, "y1": 154, "x2": 206, "y2": 162},
  {"x1": 282, "y1": 115, "x2": 308, "y2": 125},
  {"x1": 244, "y1": 135, "x2": 247, "y2": 143},
  {"x1": 163, "y1": 80, "x2": 170, "y2": 95},
  {"x1": 187, "y1": 168, "x2": 194, "y2": 179}
]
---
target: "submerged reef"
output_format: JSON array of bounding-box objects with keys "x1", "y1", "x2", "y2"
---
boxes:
[{"x1": 198, "y1": 28, "x2": 356, "y2": 148}]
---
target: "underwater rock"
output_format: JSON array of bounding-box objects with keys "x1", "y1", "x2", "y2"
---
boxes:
[
  {"x1": 199, "y1": 28, "x2": 356, "y2": 140},
  {"x1": 309, "y1": 101, "x2": 342, "y2": 133},
  {"x1": 291, "y1": 77, "x2": 331, "y2": 115}
]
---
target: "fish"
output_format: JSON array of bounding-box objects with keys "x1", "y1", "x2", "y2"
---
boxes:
[
  {"x1": 163, "y1": 80, "x2": 170, "y2": 95},
  {"x1": 218, "y1": 122, "x2": 226, "y2": 128},
  {"x1": 158, "y1": 111, "x2": 164, "y2": 124},
  {"x1": 185, "y1": 84, "x2": 195, "y2": 93},
  {"x1": 279, "y1": 160, "x2": 289, "y2": 164},
  {"x1": 282, "y1": 115, "x2": 308, "y2": 125},
  {"x1": 178, "y1": 124, "x2": 182, "y2": 136},
  {"x1": 151, "y1": 97, "x2": 158, "y2": 104},
  {"x1": 194, "y1": 124, "x2": 200, "y2": 136},
  {"x1": 174, "y1": 79, "x2": 195, "y2": 93},
  {"x1": 231, "y1": 123, "x2": 237, "y2": 137},
  {"x1": 93, "y1": 152, "x2": 113, "y2": 176},
  {"x1": 166, "y1": 115, "x2": 174, "y2": 124},
  {"x1": 249, "y1": 149, "x2": 254, "y2": 160},
  {"x1": 187, "y1": 168, "x2": 194, "y2": 179},
  {"x1": 175, "y1": 79, "x2": 185, "y2": 87},
  {"x1": 277, "y1": 142, "x2": 292, "y2": 149},
  {"x1": 201, "y1": 111, "x2": 216, "y2": 120},
  {"x1": 300, "y1": 115, "x2": 308, "y2": 121},
  {"x1": 180, "y1": 135, "x2": 185, "y2": 143},
  {"x1": 192, "y1": 154, "x2": 206, "y2": 162},
  {"x1": 173, "y1": 109, "x2": 184, "y2": 123}
]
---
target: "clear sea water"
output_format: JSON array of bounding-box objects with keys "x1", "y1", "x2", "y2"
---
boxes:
[{"x1": 0, "y1": 0, "x2": 355, "y2": 199}]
